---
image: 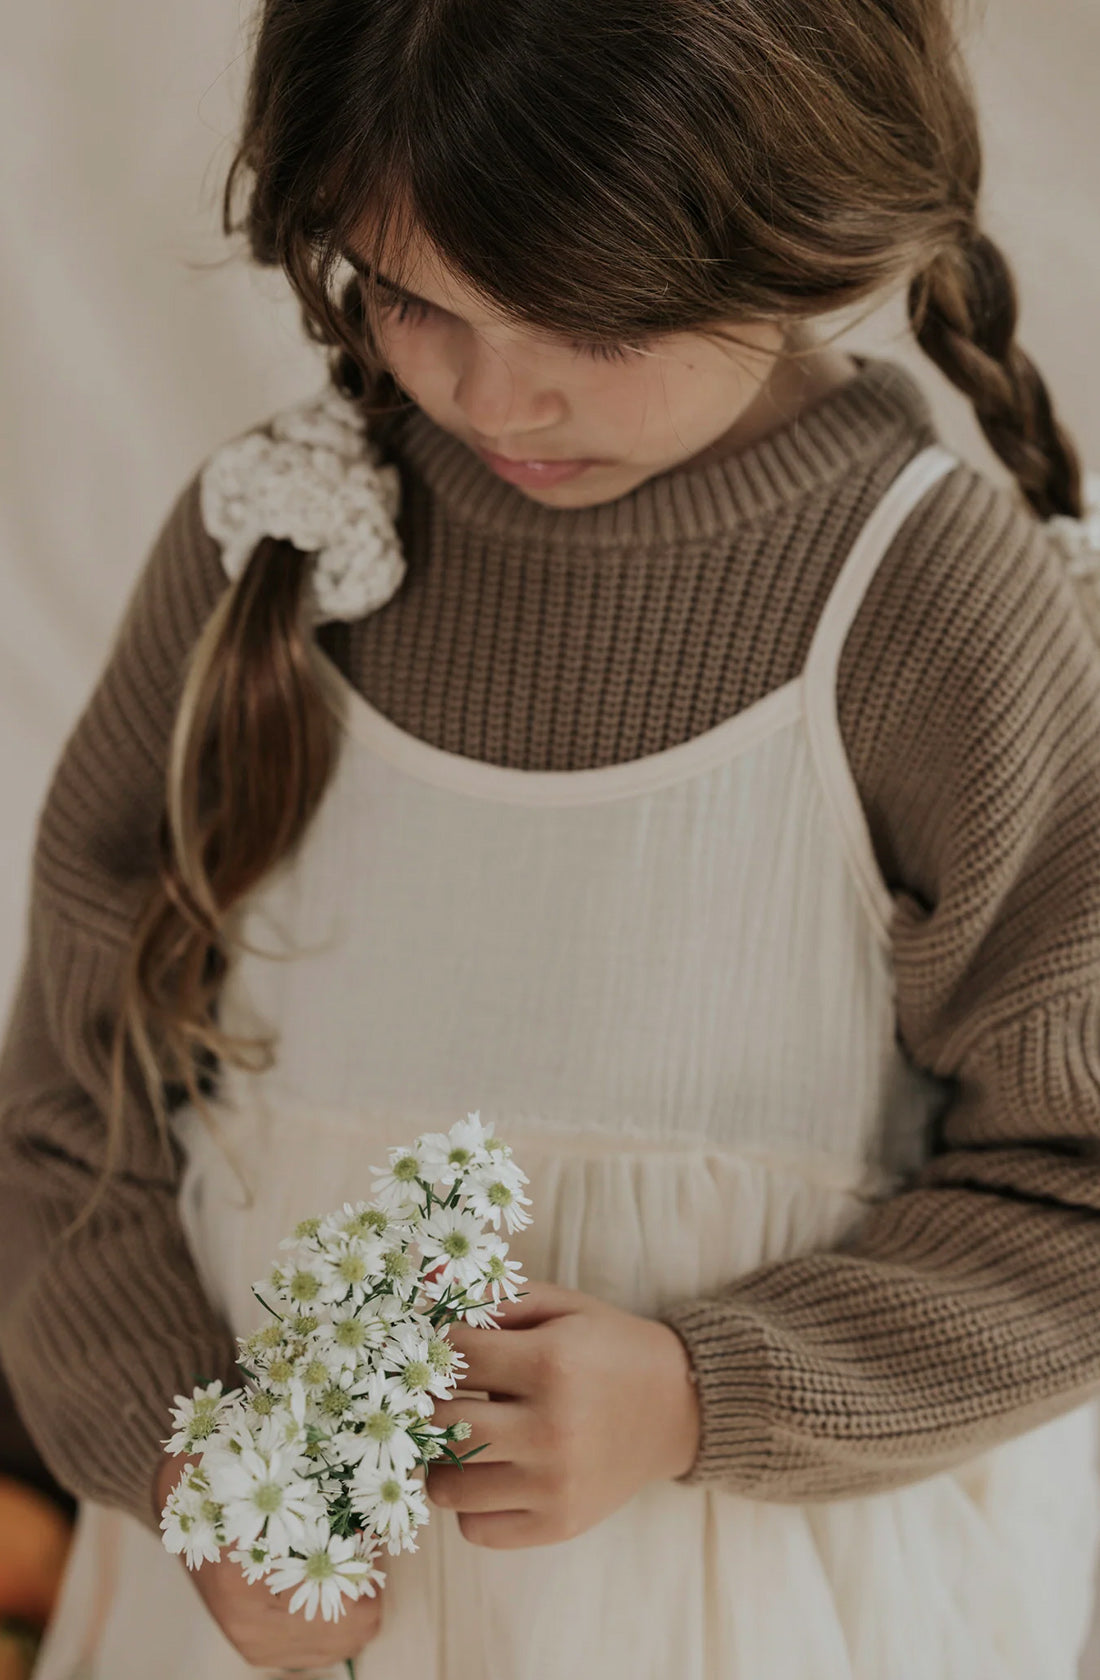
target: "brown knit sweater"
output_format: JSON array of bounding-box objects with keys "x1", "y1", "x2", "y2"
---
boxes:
[{"x1": 4, "y1": 355, "x2": 1100, "y2": 1533}]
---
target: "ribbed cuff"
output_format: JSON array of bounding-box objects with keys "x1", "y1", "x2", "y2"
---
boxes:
[{"x1": 657, "y1": 1299, "x2": 781, "y2": 1495}]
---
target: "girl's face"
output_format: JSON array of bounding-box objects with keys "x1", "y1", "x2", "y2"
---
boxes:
[{"x1": 348, "y1": 224, "x2": 788, "y2": 508}]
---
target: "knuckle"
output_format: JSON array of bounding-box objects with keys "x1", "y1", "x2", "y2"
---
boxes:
[
  {"x1": 527, "y1": 1347, "x2": 553, "y2": 1391},
  {"x1": 530, "y1": 1339, "x2": 566, "y2": 1391},
  {"x1": 540, "y1": 1413, "x2": 571, "y2": 1458}
]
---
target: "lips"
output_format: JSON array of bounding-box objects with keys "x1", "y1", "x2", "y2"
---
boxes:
[{"x1": 474, "y1": 448, "x2": 596, "y2": 489}]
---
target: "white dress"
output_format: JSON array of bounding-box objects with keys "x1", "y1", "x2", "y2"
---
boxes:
[{"x1": 33, "y1": 441, "x2": 1100, "y2": 1680}]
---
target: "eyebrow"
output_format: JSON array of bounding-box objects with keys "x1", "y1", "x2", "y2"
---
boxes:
[{"x1": 339, "y1": 247, "x2": 434, "y2": 308}]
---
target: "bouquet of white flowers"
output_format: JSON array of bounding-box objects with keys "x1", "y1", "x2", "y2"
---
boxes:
[{"x1": 159, "y1": 1111, "x2": 531, "y2": 1671}]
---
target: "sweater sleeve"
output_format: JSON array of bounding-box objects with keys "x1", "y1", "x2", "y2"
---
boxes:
[
  {"x1": 0, "y1": 474, "x2": 243, "y2": 1534},
  {"x1": 659, "y1": 463, "x2": 1100, "y2": 1500}
]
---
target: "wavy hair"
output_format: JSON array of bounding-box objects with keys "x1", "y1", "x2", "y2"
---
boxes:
[{"x1": 82, "y1": 0, "x2": 1083, "y2": 1228}]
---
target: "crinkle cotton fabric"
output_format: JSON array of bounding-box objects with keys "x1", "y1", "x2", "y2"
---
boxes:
[{"x1": 33, "y1": 445, "x2": 1100, "y2": 1680}]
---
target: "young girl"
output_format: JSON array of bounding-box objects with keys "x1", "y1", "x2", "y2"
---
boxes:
[{"x1": 4, "y1": 1, "x2": 1100, "y2": 1676}]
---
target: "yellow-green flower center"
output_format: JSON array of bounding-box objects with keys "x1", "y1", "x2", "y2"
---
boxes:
[
  {"x1": 364, "y1": 1410, "x2": 397, "y2": 1442},
  {"x1": 254, "y1": 1483, "x2": 282, "y2": 1515},
  {"x1": 402, "y1": 1359, "x2": 430, "y2": 1392},
  {"x1": 427, "y1": 1337, "x2": 454, "y2": 1372}
]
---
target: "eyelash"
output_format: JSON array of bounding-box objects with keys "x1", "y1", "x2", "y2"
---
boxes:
[{"x1": 376, "y1": 292, "x2": 636, "y2": 363}]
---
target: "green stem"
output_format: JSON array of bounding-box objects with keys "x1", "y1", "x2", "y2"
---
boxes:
[{"x1": 345, "y1": 1660, "x2": 356, "y2": 1679}]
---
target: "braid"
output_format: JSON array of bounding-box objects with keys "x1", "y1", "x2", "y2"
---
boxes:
[{"x1": 908, "y1": 231, "x2": 1083, "y2": 520}]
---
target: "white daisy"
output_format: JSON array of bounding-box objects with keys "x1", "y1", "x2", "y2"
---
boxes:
[
  {"x1": 214, "y1": 1445, "x2": 325, "y2": 1554},
  {"x1": 319, "y1": 1200, "x2": 395, "y2": 1246},
  {"x1": 457, "y1": 1297, "x2": 507, "y2": 1328},
  {"x1": 343, "y1": 1370, "x2": 421, "y2": 1475},
  {"x1": 250, "y1": 1343, "x2": 302, "y2": 1398},
  {"x1": 376, "y1": 1241, "x2": 422, "y2": 1304},
  {"x1": 240, "y1": 1319, "x2": 289, "y2": 1373},
  {"x1": 265, "y1": 1517, "x2": 382, "y2": 1621},
  {"x1": 349, "y1": 1465, "x2": 430, "y2": 1555},
  {"x1": 279, "y1": 1255, "x2": 329, "y2": 1311},
  {"x1": 163, "y1": 1379, "x2": 242, "y2": 1455},
  {"x1": 449, "y1": 1111, "x2": 497, "y2": 1157},
  {"x1": 418, "y1": 1207, "x2": 500, "y2": 1292},
  {"x1": 382, "y1": 1321, "x2": 455, "y2": 1416},
  {"x1": 316, "y1": 1233, "x2": 387, "y2": 1305},
  {"x1": 370, "y1": 1142, "x2": 431, "y2": 1213},
  {"x1": 214, "y1": 1395, "x2": 299, "y2": 1458},
  {"x1": 424, "y1": 1327, "x2": 468, "y2": 1388},
  {"x1": 286, "y1": 1341, "x2": 347, "y2": 1426},
  {"x1": 228, "y1": 1540, "x2": 272, "y2": 1583},
  {"x1": 279, "y1": 1213, "x2": 325, "y2": 1249},
  {"x1": 475, "y1": 1249, "x2": 528, "y2": 1308},
  {"x1": 462, "y1": 1158, "x2": 534, "y2": 1235},
  {"x1": 326, "y1": 1305, "x2": 390, "y2": 1372},
  {"x1": 160, "y1": 1473, "x2": 225, "y2": 1569}
]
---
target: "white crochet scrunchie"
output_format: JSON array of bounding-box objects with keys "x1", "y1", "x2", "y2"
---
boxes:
[
  {"x1": 199, "y1": 384, "x2": 406, "y2": 624},
  {"x1": 1046, "y1": 470, "x2": 1100, "y2": 578}
]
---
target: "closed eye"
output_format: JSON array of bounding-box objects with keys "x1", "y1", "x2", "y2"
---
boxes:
[{"x1": 368, "y1": 279, "x2": 638, "y2": 364}]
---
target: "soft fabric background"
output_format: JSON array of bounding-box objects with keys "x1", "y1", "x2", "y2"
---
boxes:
[{"x1": 1, "y1": 0, "x2": 1098, "y2": 1665}]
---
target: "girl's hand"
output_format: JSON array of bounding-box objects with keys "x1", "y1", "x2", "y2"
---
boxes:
[
  {"x1": 425, "y1": 1281, "x2": 701, "y2": 1548},
  {"x1": 153, "y1": 1453, "x2": 384, "y2": 1670}
]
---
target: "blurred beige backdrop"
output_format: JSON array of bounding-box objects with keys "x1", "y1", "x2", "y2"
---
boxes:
[{"x1": 1, "y1": 0, "x2": 1098, "y2": 1666}]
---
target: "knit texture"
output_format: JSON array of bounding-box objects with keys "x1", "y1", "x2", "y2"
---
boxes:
[{"x1": 3, "y1": 355, "x2": 1100, "y2": 1527}]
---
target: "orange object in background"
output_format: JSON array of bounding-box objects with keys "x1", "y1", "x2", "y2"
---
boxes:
[
  {"x1": 0, "y1": 1625, "x2": 40, "y2": 1680},
  {"x1": 0, "y1": 1476, "x2": 73, "y2": 1629}
]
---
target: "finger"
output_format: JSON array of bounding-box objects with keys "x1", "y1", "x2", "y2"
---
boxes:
[
  {"x1": 456, "y1": 1279, "x2": 583, "y2": 1334},
  {"x1": 456, "y1": 1508, "x2": 548, "y2": 1550},
  {"x1": 443, "y1": 1324, "x2": 545, "y2": 1396},
  {"x1": 445, "y1": 1284, "x2": 585, "y2": 1392},
  {"x1": 431, "y1": 1396, "x2": 524, "y2": 1463},
  {"x1": 427, "y1": 1460, "x2": 537, "y2": 1514}
]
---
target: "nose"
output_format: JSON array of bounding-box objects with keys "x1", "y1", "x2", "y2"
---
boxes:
[{"x1": 451, "y1": 338, "x2": 565, "y2": 439}]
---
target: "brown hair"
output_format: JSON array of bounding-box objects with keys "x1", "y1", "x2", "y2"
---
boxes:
[{"x1": 84, "y1": 0, "x2": 1084, "y2": 1228}]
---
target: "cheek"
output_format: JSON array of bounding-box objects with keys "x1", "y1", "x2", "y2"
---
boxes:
[
  {"x1": 660, "y1": 353, "x2": 764, "y2": 437},
  {"x1": 371, "y1": 320, "x2": 448, "y2": 405}
]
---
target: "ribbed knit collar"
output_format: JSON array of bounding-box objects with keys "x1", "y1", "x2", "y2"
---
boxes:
[{"x1": 394, "y1": 354, "x2": 936, "y2": 549}]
